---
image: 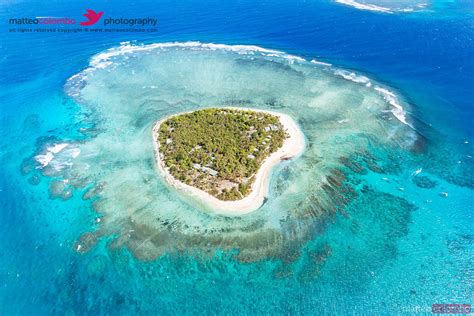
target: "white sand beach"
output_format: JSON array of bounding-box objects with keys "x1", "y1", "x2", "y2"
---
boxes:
[{"x1": 152, "y1": 108, "x2": 305, "y2": 215}]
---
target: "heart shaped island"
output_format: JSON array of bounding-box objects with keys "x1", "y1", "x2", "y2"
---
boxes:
[{"x1": 153, "y1": 108, "x2": 305, "y2": 215}]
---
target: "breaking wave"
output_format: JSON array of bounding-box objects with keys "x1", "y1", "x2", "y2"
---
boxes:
[{"x1": 335, "y1": 0, "x2": 428, "y2": 13}]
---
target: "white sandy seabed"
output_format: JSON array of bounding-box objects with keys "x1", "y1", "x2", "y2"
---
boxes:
[{"x1": 152, "y1": 108, "x2": 306, "y2": 216}]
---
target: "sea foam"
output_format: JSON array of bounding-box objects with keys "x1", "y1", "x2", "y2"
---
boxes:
[
  {"x1": 335, "y1": 0, "x2": 393, "y2": 13},
  {"x1": 335, "y1": 0, "x2": 428, "y2": 14},
  {"x1": 34, "y1": 143, "x2": 81, "y2": 172},
  {"x1": 35, "y1": 143, "x2": 68, "y2": 168},
  {"x1": 374, "y1": 86, "x2": 411, "y2": 127}
]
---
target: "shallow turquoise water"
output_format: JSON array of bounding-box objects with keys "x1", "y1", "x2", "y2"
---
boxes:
[{"x1": 1, "y1": 0, "x2": 473, "y2": 314}]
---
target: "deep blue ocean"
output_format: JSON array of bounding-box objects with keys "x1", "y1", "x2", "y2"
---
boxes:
[{"x1": 1, "y1": 0, "x2": 473, "y2": 314}]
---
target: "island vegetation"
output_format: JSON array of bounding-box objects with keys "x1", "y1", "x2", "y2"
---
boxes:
[{"x1": 156, "y1": 108, "x2": 288, "y2": 200}]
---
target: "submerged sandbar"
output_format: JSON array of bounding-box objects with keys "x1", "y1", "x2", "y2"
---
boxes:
[{"x1": 153, "y1": 108, "x2": 305, "y2": 215}]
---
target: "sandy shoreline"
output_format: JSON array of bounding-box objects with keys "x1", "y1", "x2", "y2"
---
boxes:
[{"x1": 152, "y1": 107, "x2": 305, "y2": 215}]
